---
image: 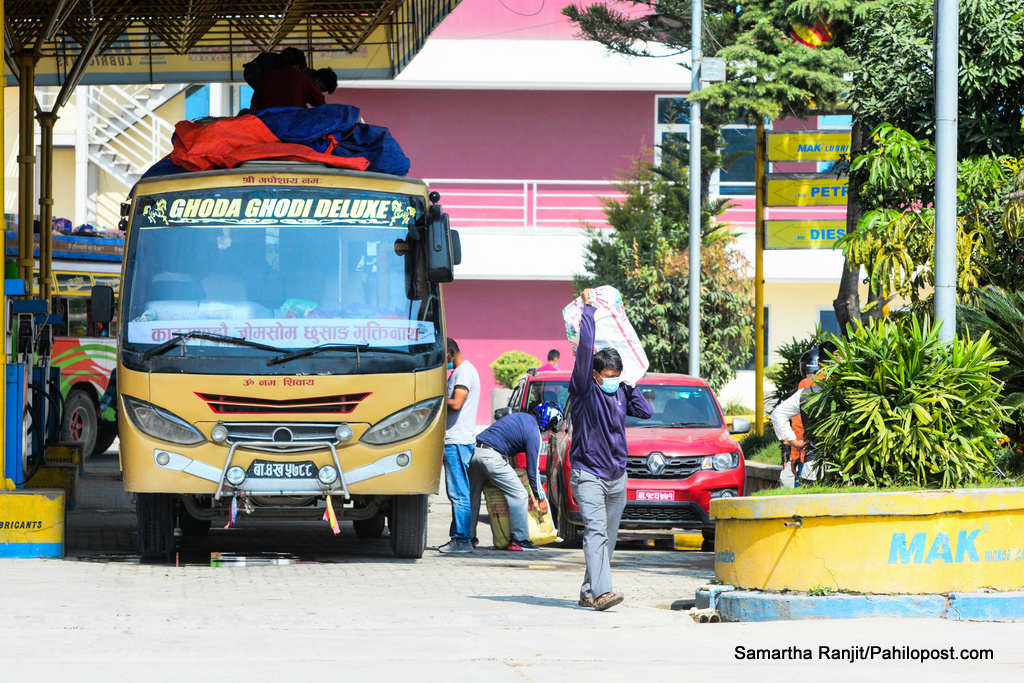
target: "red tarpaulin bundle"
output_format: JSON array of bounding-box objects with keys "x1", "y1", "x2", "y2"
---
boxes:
[{"x1": 170, "y1": 115, "x2": 370, "y2": 172}]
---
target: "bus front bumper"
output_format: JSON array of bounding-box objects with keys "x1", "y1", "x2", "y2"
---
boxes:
[{"x1": 152, "y1": 442, "x2": 412, "y2": 498}]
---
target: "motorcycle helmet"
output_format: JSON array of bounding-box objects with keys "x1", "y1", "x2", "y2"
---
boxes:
[
  {"x1": 799, "y1": 348, "x2": 821, "y2": 379},
  {"x1": 535, "y1": 401, "x2": 563, "y2": 431}
]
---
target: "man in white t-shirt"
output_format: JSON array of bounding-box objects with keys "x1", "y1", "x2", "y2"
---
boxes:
[{"x1": 439, "y1": 337, "x2": 481, "y2": 553}]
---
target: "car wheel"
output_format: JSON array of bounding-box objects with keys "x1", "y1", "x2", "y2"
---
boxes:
[
  {"x1": 61, "y1": 390, "x2": 98, "y2": 460},
  {"x1": 556, "y1": 496, "x2": 580, "y2": 548}
]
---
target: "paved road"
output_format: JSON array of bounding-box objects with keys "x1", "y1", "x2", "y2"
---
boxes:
[{"x1": 1, "y1": 451, "x2": 1021, "y2": 681}]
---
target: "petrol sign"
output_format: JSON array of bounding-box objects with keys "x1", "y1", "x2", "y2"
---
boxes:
[{"x1": 765, "y1": 175, "x2": 849, "y2": 207}]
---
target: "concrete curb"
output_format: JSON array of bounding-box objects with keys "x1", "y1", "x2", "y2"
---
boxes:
[{"x1": 696, "y1": 589, "x2": 1024, "y2": 622}]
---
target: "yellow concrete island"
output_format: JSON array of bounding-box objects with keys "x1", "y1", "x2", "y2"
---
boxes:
[{"x1": 711, "y1": 489, "x2": 1024, "y2": 594}]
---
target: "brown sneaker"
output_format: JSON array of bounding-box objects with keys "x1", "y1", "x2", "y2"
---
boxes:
[{"x1": 594, "y1": 590, "x2": 624, "y2": 611}]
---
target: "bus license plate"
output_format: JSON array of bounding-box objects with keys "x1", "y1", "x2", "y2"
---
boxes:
[
  {"x1": 636, "y1": 490, "x2": 674, "y2": 501},
  {"x1": 246, "y1": 460, "x2": 318, "y2": 479}
]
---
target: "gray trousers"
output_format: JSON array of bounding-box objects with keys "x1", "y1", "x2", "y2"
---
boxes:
[
  {"x1": 570, "y1": 468, "x2": 626, "y2": 600},
  {"x1": 469, "y1": 446, "x2": 531, "y2": 546}
]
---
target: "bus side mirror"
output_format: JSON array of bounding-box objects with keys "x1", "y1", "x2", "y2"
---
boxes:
[
  {"x1": 426, "y1": 205, "x2": 456, "y2": 283},
  {"x1": 91, "y1": 285, "x2": 115, "y2": 324}
]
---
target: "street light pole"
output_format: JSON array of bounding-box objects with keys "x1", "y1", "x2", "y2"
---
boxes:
[
  {"x1": 688, "y1": 0, "x2": 702, "y2": 376},
  {"x1": 933, "y1": 0, "x2": 958, "y2": 341}
]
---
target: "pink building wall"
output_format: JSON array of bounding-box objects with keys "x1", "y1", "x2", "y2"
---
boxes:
[
  {"x1": 334, "y1": 88, "x2": 659, "y2": 180},
  {"x1": 443, "y1": 279, "x2": 578, "y2": 425}
]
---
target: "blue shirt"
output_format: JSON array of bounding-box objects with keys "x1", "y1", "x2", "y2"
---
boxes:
[
  {"x1": 569, "y1": 304, "x2": 653, "y2": 479},
  {"x1": 476, "y1": 412, "x2": 544, "y2": 500}
]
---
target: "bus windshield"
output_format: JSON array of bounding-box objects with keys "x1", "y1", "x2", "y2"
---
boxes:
[{"x1": 120, "y1": 185, "x2": 439, "y2": 371}]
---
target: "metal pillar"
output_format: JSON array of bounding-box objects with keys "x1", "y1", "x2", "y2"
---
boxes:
[
  {"x1": 37, "y1": 113, "x2": 58, "y2": 305},
  {"x1": 754, "y1": 120, "x2": 766, "y2": 433},
  {"x1": 16, "y1": 53, "x2": 39, "y2": 297},
  {"x1": 687, "y1": 0, "x2": 702, "y2": 377},
  {"x1": 934, "y1": 0, "x2": 958, "y2": 341}
]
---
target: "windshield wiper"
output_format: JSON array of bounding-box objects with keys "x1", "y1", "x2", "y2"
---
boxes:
[
  {"x1": 140, "y1": 331, "x2": 287, "y2": 362},
  {"x1": 267, "y1": 343, "x2": 371, "y2": 367},
  {"x1": 664, "y1": 421, "x2": 716, "y2": 428}
]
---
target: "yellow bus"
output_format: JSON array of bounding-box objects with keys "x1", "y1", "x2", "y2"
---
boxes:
[{"x1": 92, "y1": 163, "x2": 459, "y2": 560}]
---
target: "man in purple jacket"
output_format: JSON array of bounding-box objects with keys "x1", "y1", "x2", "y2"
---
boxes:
[{"x1": 569, "y1": 288, "x2": 653, "y2": 611}]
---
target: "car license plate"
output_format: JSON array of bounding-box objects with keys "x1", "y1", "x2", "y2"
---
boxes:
[
  {"x1": 246, "y1": 460, "x2": 318, "y2": 479},
  {"x1": 636, "y1": 490, "x2": 674, "y2": 501}
]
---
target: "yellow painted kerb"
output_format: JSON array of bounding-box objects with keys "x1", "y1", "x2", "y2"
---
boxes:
[
  {"x1": 711, "y1": 489, "x2": 1024, "y2": 594},
  {"x1": 0, "y1": 489, "x2": 65, "y2": 557}
]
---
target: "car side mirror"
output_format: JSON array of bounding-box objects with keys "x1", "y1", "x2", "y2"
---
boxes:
[
  {"x1": 493, "y1": 406, "x2": 511, "y2": 421},
  {"x1": 91, "y1": 285, "x2": 115, "y2": 325},
  {"x1": 729, "y1": 417, "x2": 751, "y2": 435}
]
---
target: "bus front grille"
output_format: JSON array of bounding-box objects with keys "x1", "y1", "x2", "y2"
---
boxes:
[{"x1": 197, "y1": 393, "x2": 369, "y2": 415}]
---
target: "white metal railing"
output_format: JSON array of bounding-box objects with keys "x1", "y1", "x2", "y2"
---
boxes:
[{"x1": 423, "y1": 179, "x2": 625, "y2": 229}]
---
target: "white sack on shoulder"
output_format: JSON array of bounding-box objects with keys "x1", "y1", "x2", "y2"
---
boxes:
[{"x1": 562, "y1": 285, "x2": 649, "y2": 386}]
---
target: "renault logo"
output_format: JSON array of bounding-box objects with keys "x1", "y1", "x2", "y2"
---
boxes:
[{"x1": 646, "y1": 452, "x2": 666, "y2": 476}]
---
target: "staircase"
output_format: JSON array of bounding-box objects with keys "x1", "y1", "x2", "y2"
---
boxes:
[{"x1": 84, "y1": 84, "x2": 187, "y2": 188}]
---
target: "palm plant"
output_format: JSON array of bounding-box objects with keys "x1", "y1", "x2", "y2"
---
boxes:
[{"x1": 959, "y1": 286, "x2": 1024, "y2": 441}]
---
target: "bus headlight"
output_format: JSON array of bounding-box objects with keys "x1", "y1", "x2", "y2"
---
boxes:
[
  {"x1": 225, "y1": 466, "x2": 246, "y2": 486},
  {"x1": 122, "y1": 395, "x2": 206, "y2": 446},
  {"x1": 360, "y1": 397, "x2": 443, "y2": 446},
  {"x1": 210, "y1": 423, "x2": 229, "y2": 443},
  {"x1": 318, "y1": 466, "x2": 339, "y2": 484}
]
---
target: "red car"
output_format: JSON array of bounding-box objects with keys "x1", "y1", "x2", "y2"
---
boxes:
[
  {"x1": 545, "y1": 373, "x2": 750, "y2": 545},
  {"x1": 493, "y1": 369, "x2": 572, "y2": 475}
]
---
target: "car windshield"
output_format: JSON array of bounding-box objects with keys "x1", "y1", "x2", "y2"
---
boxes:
[
  {"x1": 120, "y1": 185, "x2": 439, "y2": 361},
  {"x1": 627, "y1": 384, "x2": 723, "y2": 428},
  {"x1": 526, "y1": 380, "x2": 569, "y2": 412}
]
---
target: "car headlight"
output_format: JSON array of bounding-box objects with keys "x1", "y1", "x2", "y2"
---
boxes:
[
  {"x1": 702, "y1": 452, "x2": 740, "y2": 472},
  {"x1": 360, "y1": 397, "x2": 443, "y2": 446},
  {"x1": 122, "y1": 395, "x2": 206, "y2": 446}
]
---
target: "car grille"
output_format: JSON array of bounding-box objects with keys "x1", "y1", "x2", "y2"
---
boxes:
[
  {"x1": 621, "y1": 503, "x2": 703, "y2": 523},
  {"x1": 222, "y1": 422, "x2": 343, "y2": 445},
  {"x1": 625, "y1": 455, "x2": 703, "y2": 479},
  {"x1": 198, "y1": 393, "x2": 369, "y2": 415}
]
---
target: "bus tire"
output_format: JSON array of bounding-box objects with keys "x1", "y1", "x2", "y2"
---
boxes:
[
  {"x1": 93, "y1": 422, "x2": 118, "y2": 456},
  {"x1": 353, "y1": 510, "x2": 386, "y2": 539},
  {"x1": 61, "y1": 390, "x2": 98, "y2": 460},
  {"x1": 388, "y1": 494, "x2": 427, "y2": 559},
  {"x1": 137, "y1": 493, "x2": 176, "y2": 561}
]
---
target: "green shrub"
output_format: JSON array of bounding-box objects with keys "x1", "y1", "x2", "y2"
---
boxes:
[
  {"x1": 766, "y1": 328, "x2": 832, "y2": 407},
  {"x1": 739, "y1": 427, "x2": 779, "y2": 463},
  {"x1": 490, "y1": 351, "x2": 541, "y2": 389},
  {"x1": 810, "y1": 315, "x2": 1009, "y2": 488},
  {"x1": 959, "y1": 286, "x2": 1024, "y2": 442},
  {"x1": 722, "y1": 399, "x2": 753, "y2": 416}
]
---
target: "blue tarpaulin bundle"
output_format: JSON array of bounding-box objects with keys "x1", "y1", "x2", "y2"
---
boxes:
[{"x1": 141, "y1": 104, "x2": 410, "y2": 181}]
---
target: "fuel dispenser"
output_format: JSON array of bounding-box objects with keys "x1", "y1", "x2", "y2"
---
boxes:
[
  {"x1": 4, "y1": 284, "x2": 63, "y2": 487},
  {"x1": 1, "y1": 278, "x2": 68, "y2": 558}
]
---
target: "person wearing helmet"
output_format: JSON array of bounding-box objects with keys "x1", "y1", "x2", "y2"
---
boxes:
[
  {"x1": 466, "y1": 402, "x2": 562, "y2": 551},
  {"x1": 771, "y1": 341, "x2": 839, "y2": 486}
]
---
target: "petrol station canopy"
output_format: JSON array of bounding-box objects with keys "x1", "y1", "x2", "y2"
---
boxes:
[{"x1": 4, "y1": 0, "x2": 462, "y2": 88}]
